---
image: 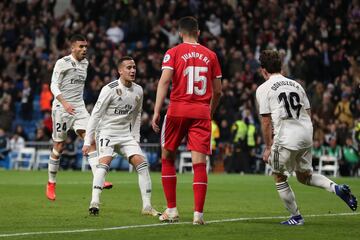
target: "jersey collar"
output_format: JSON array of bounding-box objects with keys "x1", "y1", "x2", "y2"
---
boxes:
[{"x1": 70, "y1": 54, "x2": 85, "y2": 64}]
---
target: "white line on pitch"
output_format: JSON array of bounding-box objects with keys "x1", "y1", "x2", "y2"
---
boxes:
[{"x1": 0, "y1": 212, "x2": 358, "y2": 238}]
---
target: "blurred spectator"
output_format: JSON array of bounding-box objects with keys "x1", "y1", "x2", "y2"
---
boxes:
[
  {"x1": 0, "y1": 102, "x2": 13, "y2": 132},
  {"x1": 334, "y1": 92, "x2": 353, "y2": 127},
  {"x1": 342, "y1": 136, "x2": 359, "y2": 176},
  {"x1": 9, "y1": 133, "x2": 25, "y2": 153},
  {"x1": 0, "y1": 128, "x2": 10, "y2": 161},
  {"x1": 39, "y1": 83, "x2": 53, "y2": 114},
  {"x1": 19, "y1": 78, "x2": 33, "y2": 120},
  {"x1": 60, "y1": 135, "x2": 77, "y2": 170},
  {"x1": 14, "y1": 125, "x2": 28, "y2": 141}
]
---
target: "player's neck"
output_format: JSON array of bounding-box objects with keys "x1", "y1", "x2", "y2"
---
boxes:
[
  {"x1": 119, "y1": 78, "x2": 132, "y2": 88},
  {"x1": 182, "y1": 36, "x2": 198, "y2": 44},
  {"x1": 266, "y1": 72, "x2": 282, "y2": 80},
  {"x1": 71, "y1": 53, "x2": 81, "y2": 62}
]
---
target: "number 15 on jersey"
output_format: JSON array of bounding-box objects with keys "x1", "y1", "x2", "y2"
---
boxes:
[{"x1": 185, "y1": 66, "x2": 208, "y2": 96}]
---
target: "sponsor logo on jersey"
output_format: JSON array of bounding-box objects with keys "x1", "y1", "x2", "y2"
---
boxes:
[
  {"x1": 70, "y1": 75, "x2": 85, "y2": 84},
  {"x1": 163, "y1": 54, "x2": 170, "y2": 63},
  {"x1": 114, "y1": 104, "x2": 133, "y2": 115}
]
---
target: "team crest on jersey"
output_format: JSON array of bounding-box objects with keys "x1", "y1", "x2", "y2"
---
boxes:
[
  {"x1": 116, "y1": 89, "x2": 122, "y2": 96},
  {"x1": 71, "y1": 61, "x2": 76, "y2": 67},
  {"x1": 163, "y1": 54, "x2": 170, "y2": 63}
]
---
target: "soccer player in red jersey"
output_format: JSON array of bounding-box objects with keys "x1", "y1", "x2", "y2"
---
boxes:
[{"x1": 152, "y1": 16, "x2": 222, "y2": 225}]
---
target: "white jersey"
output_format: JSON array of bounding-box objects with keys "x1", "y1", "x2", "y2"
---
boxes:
[
  {"x1": 256, "y1": 74, "x2": 313, "y2": 150},
  {"x1": 84, "y1": 79, "x2": 143, "y2": 146},
  {"x1": 50, "y1": 54, "x2": 89, "y2": 108}
]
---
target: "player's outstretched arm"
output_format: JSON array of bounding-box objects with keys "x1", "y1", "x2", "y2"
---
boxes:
[{"x1": 152, "y1": 69, "x2": 172, "y2": 133}]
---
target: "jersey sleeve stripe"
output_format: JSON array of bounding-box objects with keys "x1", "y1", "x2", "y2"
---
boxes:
[
  {"x1": 216, "y1": 75, "x2": 222, "y2": 78},
  {"x1": 162, "y1": 66, "x2": 174, "y2": 70}
]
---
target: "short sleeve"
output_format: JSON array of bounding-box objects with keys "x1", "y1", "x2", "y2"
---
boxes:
[
  {"x1": 301, "y1": 86, "x2": 311, "y2": 109},
  {"x1": 256, "y1": 85, "x2": 271, "y2": 115},
  {"x1": 162, "y1": 48, "x2": 175, "y2": 70}
]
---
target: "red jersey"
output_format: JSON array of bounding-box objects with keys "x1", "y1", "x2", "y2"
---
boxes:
[{"x1": 162, "y1": 42, "x2": 222, "y2": 119}]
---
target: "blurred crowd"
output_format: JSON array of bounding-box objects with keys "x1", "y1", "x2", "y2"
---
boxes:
[{"x1": 0, "y1": 0, "x2": 359, "y2": 174}]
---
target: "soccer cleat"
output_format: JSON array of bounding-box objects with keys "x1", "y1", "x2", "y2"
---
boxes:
[
  {"x1": 103, "y1": 181, "x2": 113, "y2": 189},
  {"x1": 159, "y1": 208, "x2": 179, "y2": 223},
  {"x1": 141, "y1": 206, "x2": 161, "y2": 217},
  {"x1": 46, "y1": 182, "x2": 56, "y2": 201},
  {"x1": 281, "y1": 215, "x2": 305, "y2": 226},
  {"x1": 335, "y1": 184, "x2": 357, "y2": 211},
  {"x1": 193, "y1": 212, "x2": 205, "y2": 225},
  {"x1": 89, "y1": 202, "x2": 100, "y2": 216}
]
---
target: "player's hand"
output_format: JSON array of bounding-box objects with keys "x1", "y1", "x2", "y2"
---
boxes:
[
  {"x1": 63, "y1": 102, "x2": 75, "y2": 115},
  {"x1": 82, "y1": 145, "x2": 90, "y2": 156},
  {"x1": 151, "y1": 112, "x2": 160, "y2": 133},
  {"x1": 262, "y1": 147, "x2": 271, "y2": 163}
]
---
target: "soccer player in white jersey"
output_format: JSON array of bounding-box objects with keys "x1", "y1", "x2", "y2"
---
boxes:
[
  {"x1": 83, "y1": 56, "x2": 160, "y2": 217},
  {"x1": 256, "y1": 50, "x2": 357, "y2": 225},
  {"x1": 47, "y1": 34, "x2": 112, "y2": 201}
]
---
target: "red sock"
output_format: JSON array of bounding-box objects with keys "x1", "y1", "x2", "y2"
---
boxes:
[
  {"x1": 161, "y1": 158, "x2": 177, "y2": 208},
  {"x1": 193, "y1": 163, "x2": 208, "y2": 212}
]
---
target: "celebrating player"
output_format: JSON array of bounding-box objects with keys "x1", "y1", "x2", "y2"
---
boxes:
[
  {"x1": 47, "y1": 34, "x2": 112, "y2": 201},
  {"x1": 83, "y1": 56, "x2": 160, "y2": 217},
  {"x1": 256, "y1": 50, "x2": 357, "y2": 225},
  {"x1": 152, "y1": 16, "x2": 222, "y2": 225}
]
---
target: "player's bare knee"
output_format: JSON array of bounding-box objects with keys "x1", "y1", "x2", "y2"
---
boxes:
[
  {"x1": 273, "y1": 173, "x2": 287, "y2": 183},
  {"x1": 76, "y1": 129, "x2": 86, "y2": 139},
  {"x1": 296, "y1": 171, "x2": 312, "y2": 185},
  {"x1": 162, "y1": 148, "x2": 176, "y2": 160},
  {"x1": 129, "y1": 154, "x2": 145, "y2": 167},
  {"x1": 52, "y1": 142, "x2": 65, "y2": 158}
]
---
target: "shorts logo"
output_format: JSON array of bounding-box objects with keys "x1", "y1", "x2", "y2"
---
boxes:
[
  {"x1": 116, "y1": 89, "x2": 122, "y2": 96},
  {"x1": 163, "y1": 54, "x2": 170, "y2": 63}
]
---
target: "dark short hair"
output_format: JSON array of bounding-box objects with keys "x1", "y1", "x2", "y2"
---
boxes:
[
  {"x1": 259, "y1": 50, "x2": 282, "y2": 73},
  {"x1": 70, "y1": 34, "x2": 87, "y2": 43},
  {"x1": 118, "y1": 56, "x2": 134, "y2": 68},
  {"x1": 178, "y1": 16, "x2": 198, "y2": 37}
]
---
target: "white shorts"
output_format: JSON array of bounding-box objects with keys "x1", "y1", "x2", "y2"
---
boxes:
[
  {"x1": 51, "y1": 106, "x2": 90, "y2": 142},
  {"x1": 269, "y1": 145, "x2": 313, "y2": 174},
  {"x1": 96, "y1": 133, "x2": 145, "y2": 160}
]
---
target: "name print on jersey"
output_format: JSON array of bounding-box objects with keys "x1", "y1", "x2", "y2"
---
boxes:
[
  {"x1": 181, "y1": 52, "x2": 210, "y2": 65},
  {"x1": 271, "y1": 80, "x2": 300, "y2": 91},
  {"x1": 114, "y1": 104, "x2": 133, "y2": 115}
]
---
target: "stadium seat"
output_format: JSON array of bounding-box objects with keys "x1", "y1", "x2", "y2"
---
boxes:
[
  {"x1": 178, "y1": 151, "x2": 210, "y2": 173},
  {"x1": 13, "y1": 147, "x2": 36, "y2": 170},
  {"x1": 34, "y1": 149, "x2": 51, "y2": 170},
  {"x1": 318, "y1": 155, "x2": 338, "y2": 177}
]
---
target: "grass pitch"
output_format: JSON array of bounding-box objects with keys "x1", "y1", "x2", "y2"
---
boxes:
[{"x1": 0, "y1": 170, "x2": 359, "y2": 240}]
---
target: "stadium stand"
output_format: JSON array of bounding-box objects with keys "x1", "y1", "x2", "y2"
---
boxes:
[{"x1": 0, "y1": 0, "x2": 358, "y2": 174}]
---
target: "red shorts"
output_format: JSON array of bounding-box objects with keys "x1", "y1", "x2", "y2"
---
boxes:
[{"x1": 161, "y1": 115, "x2": 211, "y2": 155}]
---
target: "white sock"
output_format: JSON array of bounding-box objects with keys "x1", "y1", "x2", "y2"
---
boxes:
[
  {"x1": 136, "y1": 161, "x2": 152, "y2": 209},
  {"x1": 276, "y1": 181, "x2": 300, "y2": 216},
  {"x1": 194, "y1": 211, "x2": 203, "y2": 219},
  {"x1": 48, "y1": 157, "x2": 60, "y2": 183},
  {"x1": 167, "y1": 207, "x2": 177, "y2": 213},
  {"x1": 308, "y1": 173, "x2": 336, "y2": 193},
  {"x1": 91, "y1": 164, "x2": 109, "y2": 204},
  {"x1": 87, "y1": 151, "x2": 99, "y2": 176}
]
